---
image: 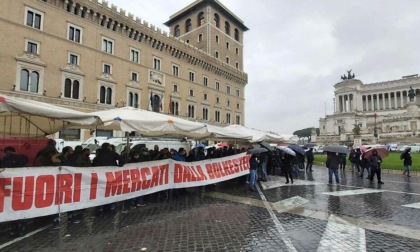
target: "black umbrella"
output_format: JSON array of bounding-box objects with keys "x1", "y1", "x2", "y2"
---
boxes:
[
  {"x1": 323, "y1": 145, "x2": 349, "y2": 154},
  {"x1": 259, "y1": 141, "x2": 274, "y2": 151},
  {"x1": 288, "y1": 144, "x2": 306, "y2": 156},
  {"x1": 247, "y1": 148, "x2": 268, "y2": 154},
  {"x1": 400, "y1": 147, "x2": 411, "y2": 159}
]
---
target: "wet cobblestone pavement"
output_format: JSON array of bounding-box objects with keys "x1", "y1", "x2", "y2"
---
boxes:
[{"x1": 2, "y1": 165, "x2": 420, "y2": 251}]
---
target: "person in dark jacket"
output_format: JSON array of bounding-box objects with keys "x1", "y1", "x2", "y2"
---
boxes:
[
  {"x1": 326, "y1": 152, "x2": 340, "y2": 184},
  {"x1": 369, "y1": 150, "x2": 384, "y2": 184},
  {"x1": 249, "y1": 154, "x2": 259, "y2": 191},
  {"x1": 172, "y1": 148, "x2": 186, "y2": 161},
  {"x1": 92, "y1": 143, "x2": 124, "y2": 167},
  {"x1": 359, "y1": 155, "x2": 370, "y2": 179},
  {"x1": 305, "y1": 148, "x2": 314, "y2": 172},
  {"x1": 402, "y1": 148, "x2": 412, "y2": 177},
  {"x1": 282, "y1": 153, "x2": 294, "y2": 184}
]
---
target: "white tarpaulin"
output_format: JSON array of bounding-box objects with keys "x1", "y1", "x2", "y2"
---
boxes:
[
  {"x1": 223, "y1": 124, "x2": 284, "y2": 143},
  {"x1": 0, "y1": 94, "x2": 100, "y2": 137},
  {"x1": 91, "y1": 107, "x2": 210, "y2": 139},
  {"x1": 205, "y1": 124, "x2": 253, "y2": 141}
]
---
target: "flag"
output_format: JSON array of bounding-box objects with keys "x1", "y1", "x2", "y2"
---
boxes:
[{"x1": 169, "y1": 97, "x2": 173, "y2": 114}]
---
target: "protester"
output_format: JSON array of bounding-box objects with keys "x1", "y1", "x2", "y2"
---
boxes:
[
  {"x1": 249, "y1": 154, "x2": 259, "y2": 191},
  {"x1": 305, "y1": 148, "x2": 314, "y2": 172},
  {"x1": 76, "y1": 148, "x2": 92, "y2": 167},
  {"x1": 128, "y1": 151, "x2": 146, "y2": 208},
  {"x1": 282, "y1": 153, "x2": 294, "y2": 184},
  {"x1": 60, "y1": 146, "x2": 77, "y2": 166},
  {"x1": 173, "y1": 148, "x2": 186, "y2": 161},
  {"x1": 359, "y1": 156, "x2": 370, "y2": 179},
  {"x1": 326, "y1": 152, "x2": 340, "y2": 184},
  {"x1": 339, "y1": 153, "x2": 347, "y2": 174},
  {"x1": 195, "y1": 146, "x2": 206, "y2": 161},
  {"x1": 259, "y1": 152, "x2": 268, "y2": 182},
  {"x1": 368, "y1": 150, "x2": 384, "y2": 184},
  {"x1": 349, "y1": 149, "x2": 358, "y2": 172},
  {"x1": 36, "y1": 139, "x2": 57, "y2": 159},
  {"x1": 402, "y1": 148, "x2": 412, "y2": 177}
]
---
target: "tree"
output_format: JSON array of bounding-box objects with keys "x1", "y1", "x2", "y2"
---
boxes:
[{"x1": 293, "y1": 127, "x2": 319, "y2": 143}]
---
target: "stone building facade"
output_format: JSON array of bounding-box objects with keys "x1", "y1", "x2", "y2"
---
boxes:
[
  {"x1": 0, "y1": 0, "x2": 248, "y2": 140},
  {"x1": 315, "y1": 74, "x2": 420, "y2": 145}
]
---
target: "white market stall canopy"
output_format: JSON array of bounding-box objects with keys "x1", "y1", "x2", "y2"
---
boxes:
[
  {"x1": 223, "y1": 124, "x2": 284, "y2": 143},
  {"x1": 205, "y1": 124, "x2": 253, "y2": 141},
  {"x1": 0, "y1": 94, "x2": 100, "y2": 138},
  {"x1": 90, "y1": 107, "x2": 210, "y2": 139}
]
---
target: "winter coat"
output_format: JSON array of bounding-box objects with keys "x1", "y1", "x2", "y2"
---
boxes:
[{"x1": 326, "y1": 153, "x2": 340, "y2": 170}]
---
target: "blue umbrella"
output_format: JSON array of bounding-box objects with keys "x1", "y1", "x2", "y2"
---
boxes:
[
  {"x1": 288, "y1": 144, "x2": 306, "y2": 156},
  {"x1": 196, "y1": 143, "x2": 206, "y2": 148}
]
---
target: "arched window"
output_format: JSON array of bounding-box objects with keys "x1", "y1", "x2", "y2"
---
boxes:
[
  {"x1": 225, "y1": 21, "x2": 230, "y2": 35},
  {"x1": 198, "y1": 12, "x2": 204, "y2": 26},
  {"x1": 72, "y1": 80, "x2": 79, "y2": 99},
  {"x1": 128, "y1": 92, "x2": 133, "y2": 106},
  {"x1": 30, "y1": 72, "x2": 39, "y2": 93},
  {"x1": 100, "y1": 86, "x2": 106, "y2": 103},
  {"x1": 134, "y1": 94, "x2": 139, "y2": 108},
  {"x1": 185, "y1": 19, "x2": 192, "y2": 32},
  {"x1": 64, "y1": 78, "x2": 72, "y2": 98},
  {"x1": 64, "y1": 78, "x2": 79, "y2": 99},
  {"x1": 106, "y1": 87, "x2": 112, "y2": 104},
  {"x1": 128, "y1": 92, "x2": 139, "y2": 108},
  {"x1": 20, "y1": 69, "x2": 29, "y2": 91},
  {"x1": 174, "y1": 25, "x2": 180, "y2": 37},
  {"x1": 214, "y1": 13, "x2": 220, "y2": 28},
  {"x1": 188, "y1": 105, "x2": 195, "y2": 118},
  {"x1": 234, "y1": 28, "x2": 240, "y2": 41}
]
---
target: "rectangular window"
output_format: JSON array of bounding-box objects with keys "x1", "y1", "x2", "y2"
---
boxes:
[
  {"x1": 172, "y1": 65, "x2": 179, "y2": 76},
  {"x1": 236, "y1": 48, "x2": 239, "y2": 55},
  {"x1": 202, "y1": 108, "x2": 209, "y2": 120},
  {"x1": 69, "y1": 53, "x2": 79, "y2": 65},
  {"x1": 173, "y1": 84, "x2": 178, "y2": 92},
  {"x1": 189, "y1": 71, "x2": 195, "y2": 82},
  {"x1": 153, "y1": 57, "x2": 161, "y2": 70},
  {"x1": 189, "y1": 89, "x2": 194, "y2": 97},
  {"x1": 216, "y1": 97, "x2": 220, "y2": 103},
  {"x1": 236, "y1": 115, "x2": 240, "y2": 125},
  {"x1": 59, "y1": 129, "x2": 81, "y2": 141},
  {"x1": 102, "y1": 37, "x2": 114, "y2": 54},
  {"x1": 68, "y1": 23, "x2": 82, "y2": 43},
  {"x1": 236, "y1": 89, "x2": 240, "y2": 97},
  {"x1": 226, "y1": 57, "x2": 230, "y2": 64},
  {"x1": 204, "y1": 93, "x2": 208, "y2": 100},
  {"x1": 237, "y1": 103, "x2": 240, "y2": 109},
  {"x1": 226, "y1": 86, "x2": 231, "y2": 94},
  {"x1": 215, "y1": 51, "x2": 219, "y2": 59},
  {"x1": 236, "y1": 62, "x2": 239, "y2": 69},
  {"x1": 226, "y1": 42, "x2": 230, "y2": 49},
  {"x1": 215, "y1": 111, "x2": 220, "y2": 122},
  {"x1": 215, "y1": 35, "x2": 219, "y2": 43},
  {"x1": 215, "y1": 81, "x2": 220, "y2": 90},
  {"x1": 226, "y1": 113, "x2": 231, "y2": 124},
  {"x1": 227, "y1": 100, "x2": 230, "y2": 106},
  {"x1": 103, "y1": 63, "x2": 111, "y2": 74},
  {"x1": 25, "y1": 7, "x2": 43, "y2": 30},
  {"x1": 203, "y1": 76, "x2": 208, "y2": 87},
  {"x1": 26, "y1": 41, "x2": 38, "y2": 54},
  {"x1": 198, "y1": 34, "x2": 203, "y2": 42},
  {"x1": 131, "y1": 72, "x2": 138, "y2": 81},
  {"x1": 130, "y1": 48, "x2": 140, "y2": 63}
]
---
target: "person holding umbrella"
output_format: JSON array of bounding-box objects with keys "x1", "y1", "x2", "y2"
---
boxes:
[
  {"x1": 326, "y1": 152, "x2": 340, "y2": 184},
  {"x1": 368, "y1": 150, "x2": 384, "y2": 184},
  {"x1": 402, "y1": 147, "x2": 412, "y2": 177},
  {"x1": 249, "y1": 153, "x2": 260, "y2": 191},
  {"x1": 282, "y1": 153, "x2": 295, "y2": 184}
]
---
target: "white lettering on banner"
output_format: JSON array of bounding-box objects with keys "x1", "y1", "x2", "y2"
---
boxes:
[{"x1": 0, "y1": 153, "x2": 250, "y2": 222}]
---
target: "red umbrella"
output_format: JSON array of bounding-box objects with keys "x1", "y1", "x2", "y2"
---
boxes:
[
  {"x1": 217, "y1": 142, "x2": 229, "y2": 148},
  {"x1": 362, "y1": 147, "x2": 389, "y2": 159}
]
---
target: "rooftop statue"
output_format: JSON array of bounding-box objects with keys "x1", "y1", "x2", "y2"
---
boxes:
[{"x1": 341, "y1": 69, "x2": 355, "y2": 80}]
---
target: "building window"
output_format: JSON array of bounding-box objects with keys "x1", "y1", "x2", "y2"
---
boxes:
[
  {"x1": 172, "y1": 65, "x2": 179, "y2": 76},
  {"x1": 102, "y1": 37, "x2": 114, "y2": 54},
  {"x1": 173, "y1": 84, "x2": 178, "y2": 92},
  {"x1": 25, "y1": 7, "x2": 43, "y2": 30},
  {"x1": 188, "y1": 105, "x2": 195, "y2": 118},
  {"x1": 59, "y1": 129, "x2": 81, "y2": 141},
  {"x1": 235, "y1": 28, "x2": 240, "y2": 41},
  {"x1": 225, "y1": 21, "x2": 230, "y2": 35},
  {"x1": 99, "y1": 85, "x2": 113, "y2": 104},
  {"x1": 20, "y1": 69, "x2": 39, "y2": 93},
  {"x1": 226, "y1": 113, "x2": 231, "y2": 124},
  {"x1": 227, "y1": 86, "x2": 231, "y2": 94},
  {"x1": 237, "y1": 103, "x2": 240, "y2": 109},
  {"x1": 128, "y1": 91, "x2": 139, "y2": 108},
  {"x1": 69, "y1": 53, "x2": 79, "y2": 65},
  {"x1": 103, "y1": 63, "x2": 111, "y2": 74},
  {"x1": 215, "y1": 81, "x2": 220, "y2": 90},
  {"x1": 202, "y1": 107, "x2": 209, "y2": 120},
  {"x1": 189, "y1": 89, "x2": 194, "y2": 97},
  {"x1": 64, "y1": 78, "x2": 80, "y2": 99},
  {"x1": 198, "y1": 12, "x2": 205, "y2": 26},
  {"x1": 186, "y1": 40, "x2": 190, "y2": 44},
  {"x1": 214, "y1": 13, "x2": 220, "y2": 28},
  {"x1": 186, "y1": 19, "x2": 192, "y2": 32},
  {"x1": 26, "y1": 41, "x2": 38, "y2": 54},
  {"x1": 153, "y1": 57, "x2": 161, "y2": 70},
  {"x1": 236, "y1": 62, "x2": 239, "y2": 69},
  {"x1": 131, "y1": 72, "x2": 138, "y2": 82},
  {"x1": 198, "y1": 34, "x2": 203, "y2": 42},
  {"x1": 203, "y1": 76, "x2": 208, "y2": 87},
  {"x1": 226, "y1": 57, "x2": 230, "y2": 64},
  {"x1": 227, "y1": 100, "x2": 230, "y2": 106},
  {"x1": 236, "y1": 115, "x2": 240, "y2": 124},
  {"x1": 174, "y1": 25, "x2": 180, "y2": 37},
  {"x1": 170, "y1": 100, "x2": 179, "y2": 115},
  {"x1": 130, "y1": 48, "x2": 140, "y2": 63},
  {"x1": 216, "y1": 35, "x2": 219, "y2": 43},
  {"x1": 204, "y1": 93, "x2": 208, "y2": 100},
  {"x1": 68, "y1": 23, "x2": 82, "y2": 43},
  {"x1": 215, "y1": 111, "x2": 220, "y2": 122},
  {"x1": 216, "y1": 97, "x2": 220, "y2": 103},
  {"x1": 226, "y1": 42, "x2": 230, "y2": 49},
  {"x1": 189, "y1": 71, "x2": 195, "y2": 82},
  {"x1": 215, "y1": 51, "x2": 219, "y2": 59},
  {"x1": 236, "y1": 89, "x2": 240, "y2": 97},
  {"x1": 236, "y1": 48, "x2": 239, "y2": 55}
]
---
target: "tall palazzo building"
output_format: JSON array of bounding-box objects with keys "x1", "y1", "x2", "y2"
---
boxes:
[
  {"x1": 0, "y1": 0, "x2": 248, "y2": 140},
  {"x1": 316, "y1": 73, "x2": 420, "y2": 145}
]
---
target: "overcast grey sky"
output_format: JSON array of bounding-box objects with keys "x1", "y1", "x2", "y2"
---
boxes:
[{"x1": 106, "y1": 0, "x2": 420, "y2": 135}]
